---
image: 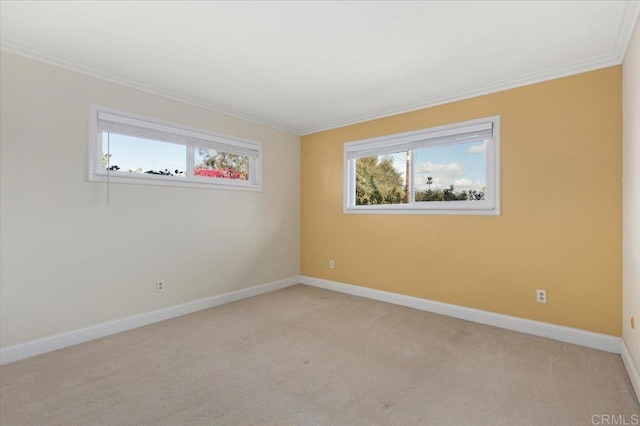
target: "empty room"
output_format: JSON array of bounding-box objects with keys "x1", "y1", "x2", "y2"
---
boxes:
[{"x1": 1, "y1": 1, "x2": 639, "y2": 425}]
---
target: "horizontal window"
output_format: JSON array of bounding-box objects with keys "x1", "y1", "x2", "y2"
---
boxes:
[
  {"x1": 88, "y1": 105, "x2": 262, "y2": 191},
  {"x1": 344, "y1": 116, "x2": 500, "y2": 215}
]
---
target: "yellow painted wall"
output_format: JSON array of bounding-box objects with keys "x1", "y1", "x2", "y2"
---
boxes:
[{"x1": 301, "y1": 66, "x2": 622, "y2": 336}]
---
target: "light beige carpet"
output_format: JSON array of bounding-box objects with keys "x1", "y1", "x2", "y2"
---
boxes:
[{"x1": 1, "y1": 285, "x2": 638, "y2": 425}]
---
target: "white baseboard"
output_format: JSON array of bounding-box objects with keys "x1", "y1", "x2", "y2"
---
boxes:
[
  {"x1": 0, "y1": 276, "x2": 299, "y2": 365},
  {"x1": 2, "y1": 275, "x2": 626, "y2": 366},
  {"x1": 300, "y1": 276, "x2": 621, "y2": 354},
  {"x1": 621, "y1": 339, "x2": 640, "y2": 404}
]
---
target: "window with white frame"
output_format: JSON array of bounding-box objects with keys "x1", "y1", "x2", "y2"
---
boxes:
[
  {"x1": 88, "y1": 105, "x2": 262, "y2": 191},
  {"x1": 344, "y1": 116, "x2": 500, "y2": 215}
]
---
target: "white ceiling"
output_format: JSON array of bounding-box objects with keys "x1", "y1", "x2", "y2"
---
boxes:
[{"x1": 1, "y1": 1, "x2": 639, "y2": 135}]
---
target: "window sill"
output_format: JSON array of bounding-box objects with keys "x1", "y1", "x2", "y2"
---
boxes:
[
  {"x1": 89, "y1": 173, "x2": 262, "y2": 192},
  {"x1": 344, "y1": 205, "x2": 500, "y2": 215}
]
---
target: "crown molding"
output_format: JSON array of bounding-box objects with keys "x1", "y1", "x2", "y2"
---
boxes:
[
  {"x1": 0, "y1": 40, "x2": 302, "y2": 136},
  {"x1": 300, "y1": 2, "x2": 640, "y2": 135},
  {"x1": 614, "y1": 0, "x2": 640, "y2": 63},
  {"x1": 300, "y1": 53, "x2": 620, "y2": 135},
  {"x1": 3, "y1": 1, "x2": 638, "y2": 137}
]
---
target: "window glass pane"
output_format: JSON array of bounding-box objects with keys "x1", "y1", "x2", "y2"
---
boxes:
[
  {"x1": 414, "y1": 140, "x2": 486, "y2": 202},
  {"x1": 356, "y1": 152, "x2": 409, "y2": 205},
  {"x1": 194, "y1": 148, "x2": 249, "y2": 180},
  {"x1": 101, "y1": 133, "x2": 186, "y2": 176}
]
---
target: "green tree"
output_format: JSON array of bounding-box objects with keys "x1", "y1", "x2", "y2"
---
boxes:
[
  {"x1": 197, "y1": 150, "x2": 248, "y2": 179},
  {"x1": 355, "y1": 156, "x2": 405, "y2": 205},
  {"x1": 426, "y1": 176, "x2": 433, "y2": 190},
  {"x1": 443, "y1": 184, "x2": 455, "y2": 201},
  {"x1": 415, "y1": 186, "x2": 484, "y2": 201},
  {"x1": 102, "y1": 153, "x2": 120, "y2": 171}
]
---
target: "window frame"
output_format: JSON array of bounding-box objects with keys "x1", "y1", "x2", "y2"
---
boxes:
[
  {"x1": 344, "y1": 115, "x2": 501, "y2": 215},
  {"x1": 88, "y1": 104, "x2": 262, "y2": 191}
]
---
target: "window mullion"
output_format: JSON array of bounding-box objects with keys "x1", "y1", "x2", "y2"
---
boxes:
[
  {"x1": 344, "y1": 115, "x2": 500, "y2": 215},
  {"x1": 409, "y1": 150, "x2": 415, "y2": 205},
  {"x1": 351, "y1": 159, "x2": 356, "y2": 208},
  {"x1": 89, "y1": 104, "x2": 262, "y2": 192},
  {"x1": 249, "y1": 157, "x2": 256, "y2": 186},
  {"x1": 186, "y1": 142, "x2": 194, "y2": 180}
]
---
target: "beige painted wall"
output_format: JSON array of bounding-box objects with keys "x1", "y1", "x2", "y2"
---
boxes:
[
  {"x1": 0, "y1": 52, "x2": 300, "y2": 348},
  {"x1": 301, "y1": 67, "x2": 622, "y2": 336},
  {"x1": 623, "y1": 21, "x2": 640, "y2": 375}
]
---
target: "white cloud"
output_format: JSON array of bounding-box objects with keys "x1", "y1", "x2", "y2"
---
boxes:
[
  {"x1": 467, "y1": 144, "x2": 485, "y2": 154},
  {"x1": 454, "y1": 178, "x2": 474, "y2": 186},
  {"x1": 414, "y1": 161, "x2": 468, "y2": 191},
  {"x1": 445, "y1": 163, "x2": 463, "y2": 175},
  {"x1": 416, "y1": 161, "x2": 463, "y2": 176},
  {"x1": 416, "y1": 161, "x2": 441, "y2": 173},
  {"x1": 414, "y1": 174, "x2": 486, "y2": 192},
  {"x1": 453, "y1": 178, "x2": 485, "y2": 192},
  {"x1": 415, "y1": 175, "x2": 445, "y2": 189}
]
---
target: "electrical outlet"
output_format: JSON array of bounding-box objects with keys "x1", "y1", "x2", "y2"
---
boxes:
[
  {"x1": 329, "y1": 260, "x2": 335, "y2": 269},
  {"x1": 156, "y1": 280, "x2": 164, "y2": 292},
  {"x1": 536, "y1": 289, "x2": 546, "y2": 304}
]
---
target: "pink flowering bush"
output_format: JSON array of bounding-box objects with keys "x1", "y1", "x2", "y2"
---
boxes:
[{"x1": 194, "y1": 168, "x2": 244, "y2": 180}]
